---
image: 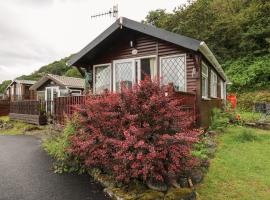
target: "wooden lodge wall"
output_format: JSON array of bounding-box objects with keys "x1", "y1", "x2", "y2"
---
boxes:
[{"x1": 84, "y1": 30, "x2": 199, "y2": 94}]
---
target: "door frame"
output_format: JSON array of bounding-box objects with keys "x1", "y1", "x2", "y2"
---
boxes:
[{"x1": 45, "y1": 86, "x2": 60, "y2": 114}]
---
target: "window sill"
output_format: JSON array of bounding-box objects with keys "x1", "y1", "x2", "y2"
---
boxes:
[{"x1": 202, "y1": 97, "x2": 211, "y2": 100}]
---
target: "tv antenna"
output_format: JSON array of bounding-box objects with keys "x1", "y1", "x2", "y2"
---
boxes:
[{"x1": 91, "y1": 5, "x2": 118, "y2": 20}]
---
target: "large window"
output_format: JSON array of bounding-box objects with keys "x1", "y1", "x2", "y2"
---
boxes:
[
  {"x1": 211, "y1": 70, "x2": 218, "y2": 98},
  {"x1": 94, "y1": 64, "x2": 111, "y2": 94},
  {"x1": 202, "y1": 63, "x2": 208, "y2": 98},
  {"x1": 160, "y1": 54, "x2": 186, "y2": 92},
  {"x1": 113, "y1": 59, "x2": 134, "y2": 92}
]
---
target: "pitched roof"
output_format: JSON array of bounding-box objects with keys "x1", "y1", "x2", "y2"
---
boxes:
[
  {"x1": 6, "y1": 79, "x2": 36, "y2": 90},
  {"x1": 68, "y1": 17, "x2": 227, "y2": 81},
  {"x1": 30, "y1": 74, "x2": 84, "y2": 90}
]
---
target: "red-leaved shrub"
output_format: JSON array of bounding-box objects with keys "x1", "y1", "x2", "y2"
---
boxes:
[{"x1": 68, "y1": 78, "x2": 200, "y2": 184}]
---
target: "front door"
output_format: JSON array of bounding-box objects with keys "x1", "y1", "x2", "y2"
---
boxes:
[{"x1": 45, "y1": 87, "x2": 59, "y2": 114}]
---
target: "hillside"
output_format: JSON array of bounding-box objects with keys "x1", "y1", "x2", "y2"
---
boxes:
[
  {"x1": 0, "y1": 56, "x2": 82, "y2": 93},
  {"x1": 144, "y1": 0, "x2": 270, "y2": 92}
]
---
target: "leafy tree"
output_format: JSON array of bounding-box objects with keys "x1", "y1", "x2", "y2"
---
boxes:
[
  {"x1": 64, "y1": 67, "x2": 82, "y2": 78},
  {"x1": 0, "y1": 80, "x2": 12, "y2": 93},
  {"x1": 144, "y1": 0, "x2": 270, "y2": 92}
]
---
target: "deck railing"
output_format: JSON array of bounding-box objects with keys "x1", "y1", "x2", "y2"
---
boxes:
[
  {"x1": 53, "y1": 92, "x2": 197, "y2": 125},
  {"x1": 0, "y1": 100, "x2": 10, "y2": 116},
  {"x1": 10, "y1": 100, "x2": 45, "y2": 115},
  {"x1": 54, "y1": 96, "x2": 87, "y2": 124}
]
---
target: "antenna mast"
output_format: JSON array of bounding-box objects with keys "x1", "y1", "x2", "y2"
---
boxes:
[{"x1": 91, "y1": 5, "x2": 118, "y2": 20}]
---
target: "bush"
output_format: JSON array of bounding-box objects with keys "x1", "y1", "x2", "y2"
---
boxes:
[
  {"x1": 235, "y1": 129, "x2": 261, "y2": 143},
  {"x1": 43, "y1": 115, "x2": 84, "y2": 173},
  {"x1": 69, "y1": 78, "x2": 200, "y2": 185},
  {"x1": 236, "y1": 91, "x2": 270, "y2": 111},
  {"x1": 210, "y1": 108, "x2": 230, "y2": 131}
]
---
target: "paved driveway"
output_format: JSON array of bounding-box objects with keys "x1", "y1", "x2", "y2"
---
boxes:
[{"x1": 0, "y1": 135, "x2": 110, "y2": 200}]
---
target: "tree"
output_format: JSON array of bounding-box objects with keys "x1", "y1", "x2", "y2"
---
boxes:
[
  {"x1": 0, "y1": 80, "x2": 12, "y2": 93},
  {"x1": 64, "y1": 67, "x2": 82, "y2": 78}
]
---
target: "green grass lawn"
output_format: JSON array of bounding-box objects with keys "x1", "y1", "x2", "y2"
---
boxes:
[
  {"x1": 0, "y1": 116, "x2": 40, "y2": 135},
  {"x1": 197, "y1": 126, "x2": 270, "y2": 200}
]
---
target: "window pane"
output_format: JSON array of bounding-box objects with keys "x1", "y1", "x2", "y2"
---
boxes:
[
  {"x1": 202, "y1": 64, "x2": 208, "y2": 75},
  {"x1": 202, "y1": 76, "x2": 207, "y2": 97},
  {"x1": 95, "y1": 65, "x2": 111, "y2": 94},
  {"x1": 160, "y1": 55, "x2": 186, "y2": 92},
  {"x1": 37, "y1": 91, "x2": 45, "y2": 100},
  {"x1": 115, "y1": 61, "x2": 133, "y2": 91},
  {"x1": 211, "y1": 71, "x2": 217, "y2": 97},
  {"x1": 140, "y1": 58, "x2": 157, "y2": 81}
]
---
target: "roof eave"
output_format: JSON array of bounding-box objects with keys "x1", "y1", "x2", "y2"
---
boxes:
[{"x1": 198, "y1": 42, "x2": 228, "y2": 81}]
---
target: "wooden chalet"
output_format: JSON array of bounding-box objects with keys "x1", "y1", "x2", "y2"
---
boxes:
[
  {"x1": 5, "y1": 79, "x2": 36, "y2": 101},
  {"x1": 68, "y1": 17, "x2": 228, "y2": 127}
]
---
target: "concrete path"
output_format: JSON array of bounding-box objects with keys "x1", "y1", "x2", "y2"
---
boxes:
[{"x1": 0, "y1": 135, "x2": 110, "y2": 200}]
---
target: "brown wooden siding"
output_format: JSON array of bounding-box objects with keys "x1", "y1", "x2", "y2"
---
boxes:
[{"x1": 87, "y1": 31, "x2": 198, "y2": 94}]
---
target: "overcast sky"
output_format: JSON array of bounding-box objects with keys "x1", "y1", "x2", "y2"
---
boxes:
[{"x1": 0, "y1": 0, "x2": 187, "y2": 83}]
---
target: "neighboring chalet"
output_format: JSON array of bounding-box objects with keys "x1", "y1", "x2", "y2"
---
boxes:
[
  {"x1": 30, "y1": 74, "x2": 84, "y2": 113},
  {"x1": 68, "y1": 17, "x2": 228, "y2": 127},
  {"x1": 5, "y1": 79, "x2": 36, "y2": 101}
]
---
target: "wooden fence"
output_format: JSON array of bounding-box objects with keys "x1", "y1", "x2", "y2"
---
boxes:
[
  {"x1": 0, "y1": 100, "x2": 10, "y2": 116},
  {"x1": 9, "y1": 100, "x2": 47, "y2": 125},
  {"x1": 53, "y1": 92, "x2": 197, "y2": 125},
  {"x1": 54, "y1": 96, "x2": 87, "y2": 124}
]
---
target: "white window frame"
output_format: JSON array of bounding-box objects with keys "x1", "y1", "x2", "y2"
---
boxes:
[
  {"x1": 202, "y1": 62, "x2": 208, "y2": 99},
  {"x1": 135, "y1": 55, "x2": 157, "y2": 82},
  {"x1": 220, "y1": 80, "x2": 225, "y2": 99},
  {"x1": 69, "y1": 89, "x2": 82, "y2": 96},
  {"x1": 210, "y1": 70, "x2": 218, "y2": 98},
  {"x1": 93, "y1": 63, "x2": 112, "y2": 94},
  {"x1": 113, "y1": 58, "x2": 136, "y2": 92},
  {"x1": 159, "y1": 54, "x2": 187, "y2": 92}
]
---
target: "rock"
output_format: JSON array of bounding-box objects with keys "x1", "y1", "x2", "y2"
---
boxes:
[
  {"x1": 110, "y1": 188, "x2": 137, "y2": 200},
  {"x1": 207, "y1": 147, "x2": 216, "y2": 158},
  {"x1": 0, "y1": 119, "x2": 4, "y2": 125},
  {"x1": 146, "y1": 179, "x2": 168, "y2": 192},
  {"x1": 2, "y1": 123, "x2": 14, "y2": 130},
  {"x1": 138, "y1": 190, "x2": 165, "y2": 200},
  {"x1": 190, "y1": 169, "x2": 204, "y2": 184},
  {"x1": 164, "y1": 188, "x2": 197, "y2": 200},
  {"x1": 204, "y1": 139, "x2": 217, "y2": 149},
  {"x1": 178, "y1": 176, "x2": 189, "y2": 188},
  {"x1": 24, "y1": 126, "x2": 41, "y2": 132}
]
